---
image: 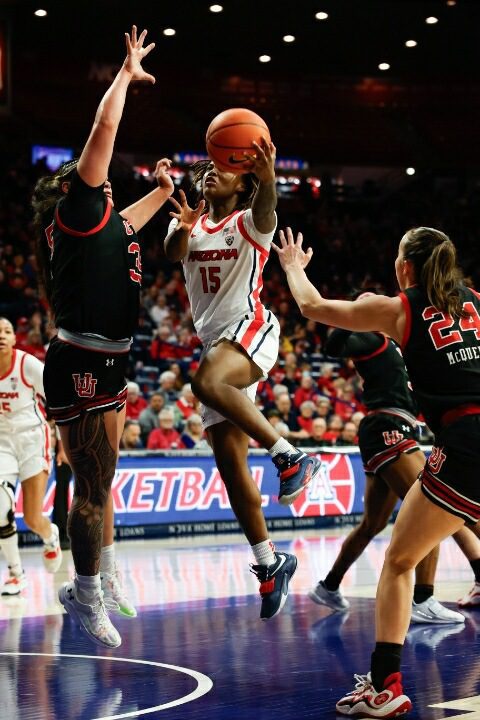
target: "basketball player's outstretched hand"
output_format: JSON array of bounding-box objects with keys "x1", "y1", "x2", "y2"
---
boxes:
[
  {"x1": 124, "y1": 25, "x2": 156, "y2": 84},
  {"x1": 154, "y1": 159, "x2": 175, "y2": 195},
  {"x1": 248, "y1": 137, "x2": 276, "y2": 183},
  {"x1": 272, "y1": 227, "x2": 313, "y2": 270},
  {"x1": 169, "y1": 190, "x2": 206, "y2": 232}
]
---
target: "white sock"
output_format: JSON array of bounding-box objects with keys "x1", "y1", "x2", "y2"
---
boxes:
[
  {"x1": 43, "y1": 523, "x2": 59, "y2": 547},
  {"x1": 268, "y1": 438, "x2": 297, "y2": 458},
  {"x1": 1, "y1": 534, "x2": 23, "y2": 576},
  {"x1": 251, "y1": 539, "x2": 276, "y2": 567},
  {"x1": 75, "y1": 573, "x2": 102, "y2": 604},
  {"x1": 99, "y1": 544, "x2": 115, "y2": 576}
]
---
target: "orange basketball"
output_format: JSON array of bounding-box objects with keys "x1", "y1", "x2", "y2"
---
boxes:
[{"x1": 206, "y1": 108, "x2": 271, "y2": 174}]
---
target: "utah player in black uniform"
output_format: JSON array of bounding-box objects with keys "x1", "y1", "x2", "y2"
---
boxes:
[
  {"x1": 275, "y1": 226, "x2": 480, "y2": 717},
  {"x1": 32, "y1": 27, "x2": 174, "y2": 648},
  {"x1": 309, "y1": 297, "x2": 464, "y2": 625}
]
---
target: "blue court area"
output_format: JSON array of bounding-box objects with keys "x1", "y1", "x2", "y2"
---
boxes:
[{"x1": 0, "y1": 534, "x2": 479, "y2": 719}]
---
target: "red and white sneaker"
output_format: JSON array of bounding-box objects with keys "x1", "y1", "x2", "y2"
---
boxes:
[
  {"x1": 336, "y1": 672, "x2": 412, "y2": 718},
  {"x1": 1, "y1": 571, "x2": 28, "y2": 596},
  {"x1": 458, "y1": 582, "x2": 480, "y2": 608},
  {"x1": 42, "y1": 524, "x2": 62, "y2": 574}
]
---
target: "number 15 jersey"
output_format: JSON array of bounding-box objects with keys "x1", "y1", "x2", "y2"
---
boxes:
[{"x1": 174, "y1": 209, "x2": 278, "y2": 345}]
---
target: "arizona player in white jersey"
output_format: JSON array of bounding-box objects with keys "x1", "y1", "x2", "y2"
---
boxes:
[
  {"x1": 0, "y1": 317, "x2": 62, "y2": 595},
  {"x1": 165, "y1": 137, "x2": 321, "y2": 619}
]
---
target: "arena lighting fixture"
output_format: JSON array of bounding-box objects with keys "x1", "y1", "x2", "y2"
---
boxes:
[
  {"x1": 259, "y1": 55, "x2": 271, "y2": 63},
  {"x1": 163, "y1": 28, "x2": 176, "y2": 36},
  {"x1": 209, "y1": 4, "x2": 223, "y2": 12},
  {"x1": 406, "y1": 167, "x2": 416, "y2": 176},
  {"x1": 315, "y1": 11, "x2": 329, "y2": 20},
  {"x1": 34, "y1": 8, "x2": 47, "y2": 16},
  {"x1": 405, "y1": 40, "x2": 417, "y2": 48},
  {"x1": 283, "y1": 35, "x2": 295, "y2": 43},
  {"x1": 378, "y1": 62, "x2": 390, "y2": 71},
  {"x1": 425, "y1": 16, "x2": 439, "y2": 24},
  {"x1": 447, "y1": 0, "x2": 456, "y2": 5}
]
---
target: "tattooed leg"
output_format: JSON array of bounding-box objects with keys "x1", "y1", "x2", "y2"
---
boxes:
[{"x1": 60, "y1": 412, "x2": 117, "y2": 576}]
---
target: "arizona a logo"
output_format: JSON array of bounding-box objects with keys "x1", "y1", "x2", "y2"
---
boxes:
[
  {"x1": 72, "y1": 373, "x2": 98, "y2": 398},
  {"x1": 290, "y1": 453, "x2": 355, "y2": 517}
]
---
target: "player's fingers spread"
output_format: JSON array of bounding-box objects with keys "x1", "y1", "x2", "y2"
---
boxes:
[
  {"x1": 143, "y1": 42, "x2": 155, "y2": 56},
  {"x1": 296, "y1": 231, "x2": 304, "y2": 247},
  {"x1": 169, "y1": 197, "x2": 181, "y2": 210},
  {"x1": 125, "y1": 33, "x2": 132, "y2": 52},
  {"x1": 306, "y1": 247, "x2": 313, "y2": 258},
  {"x1": 251, "y1": 141, "x2": 265, "y2": 158},
  {"x1": 278, "y1": 229, "x2": 287, "y2": 247},
  {"x1": 144, "y1": 73, "x2": 156, "y2": 84},
  {"x1": 285, "y1": 227, "x2": 295, "y2": 245},
  {"x1": 131, "y1": 25, "x2": 137, "y2": 44}
]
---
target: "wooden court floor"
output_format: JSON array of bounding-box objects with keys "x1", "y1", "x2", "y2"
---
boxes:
[{"x1": 0, "y1": 529, "x2": 478, "y2": 719}]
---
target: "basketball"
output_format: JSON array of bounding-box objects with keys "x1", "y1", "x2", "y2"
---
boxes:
[{"x1": 205, "y1": 108, "x2": 271, "y2": 173}]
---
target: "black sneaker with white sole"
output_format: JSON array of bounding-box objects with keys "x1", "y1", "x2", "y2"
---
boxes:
[{"x1": 250, "y1": 552, "x2": 297, "y2": 620}]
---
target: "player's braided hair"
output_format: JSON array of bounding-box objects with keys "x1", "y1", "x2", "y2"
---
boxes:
[
  {"x1": 31, "y1": 160, "x2": 79, "y2": 302},
  {"x1": 191, "y1": 160, "x2": 259, "y2": 212},
  {"x1": 402, "y1": 226, "x2": 466, "y2": 320}
]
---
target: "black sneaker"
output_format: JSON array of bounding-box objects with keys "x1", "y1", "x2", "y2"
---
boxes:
[
  {"x1": 250, "y1": 551, "x2": 297, "y2": 620},
  {"x1": 273, "y1": 451, "x2": 321, "y2": 505}
]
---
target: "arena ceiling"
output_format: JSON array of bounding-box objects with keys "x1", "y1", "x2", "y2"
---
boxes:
[
  {"x1": 2, "y1": 1, "x2": 480, "y2": 166},
  {"x1": 5, "y1": 0, "x2": 480, "y2": 81}
]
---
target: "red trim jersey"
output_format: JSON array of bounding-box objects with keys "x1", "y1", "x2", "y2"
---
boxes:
[
  {"x1": 400, "y1": 284, "x2": 480, "y2": 433},
  {"x1": 174, "y1": 209, "x2": 277, "y2": 344},
  {"x1": 44, "y1": 171, "x2": 141, "y2": 341},
  {"x1": 325, "y1": 329, "x2": 417, "y2": 414},
  {"x1": 0, "y1": 349, "x2": 47, "y2": 432}
]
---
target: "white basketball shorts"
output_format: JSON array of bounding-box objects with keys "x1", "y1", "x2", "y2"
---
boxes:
[
  {"x1": 199, "y1": 311, "x2": 280, "y2": 430},
  {"x1": 0, "y1": 424, "x2": 51, "y2": 483}
]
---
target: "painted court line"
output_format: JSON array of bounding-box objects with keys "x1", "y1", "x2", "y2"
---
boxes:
[{"x1": 0, "y1": 652, "x2": 213, "y2": 719}]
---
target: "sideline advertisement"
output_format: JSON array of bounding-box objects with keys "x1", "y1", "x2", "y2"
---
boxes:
[{"x1": 16, "y1": 450, "x2": 371, "y2": 539}]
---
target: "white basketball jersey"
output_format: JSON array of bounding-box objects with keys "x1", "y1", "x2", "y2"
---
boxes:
[
  {"x1": 176, "y1": 208, "x2": 276, "y2": 343},
  {"x1": 0, "y1": 349, "x2": 46, "y2": 433}
]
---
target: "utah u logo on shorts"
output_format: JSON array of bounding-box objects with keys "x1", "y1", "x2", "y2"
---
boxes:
[
  {"x1": 382, "y1": 430, "x2": 404, "y2": 446},
  {"x1": 72, "y1": 372, "x2": 98, "y2": 398},
  {"x1": 428, "y1": 445, "x2": 447, "y2": 474}
]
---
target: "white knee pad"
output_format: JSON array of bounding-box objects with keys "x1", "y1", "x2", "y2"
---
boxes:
[{"x1": 0, "y1": 480, "x2": 16, "y2": 539}]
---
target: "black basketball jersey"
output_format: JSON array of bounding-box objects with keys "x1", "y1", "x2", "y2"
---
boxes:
[
  {"x1": 400, "y1": 284, "x2": 480, "y2": 433},
  {"x1": 326, "y1": 329, "x2": 416, "y2": 413},
  {"x1": 43, "y1": 171, "x2": 141, "y2": 340}
]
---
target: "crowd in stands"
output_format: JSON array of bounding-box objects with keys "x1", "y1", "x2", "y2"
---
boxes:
[{"x1": 2, "y1": 152, "x2": 479, "y2": 450}]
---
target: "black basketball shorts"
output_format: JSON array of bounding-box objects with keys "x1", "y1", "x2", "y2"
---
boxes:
[
  {"x1": 359, "y1": 412, "x2": 420, "y2": 475},
  {"x1": 420, "y1": 414, "x2": 480, "y2": 524},
  {"x1": 44, "y1": 336, "x2": 128, "y2": 425}
]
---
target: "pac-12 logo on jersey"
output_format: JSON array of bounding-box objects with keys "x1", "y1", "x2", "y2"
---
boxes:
[
  {"x1": 223, "y1": 225, "x2": 235, "y2": 245},
  {"x1": 10, "y1": 377, "x2": 18, "y2": 391},
  {"x1": 72, "y1": 373, "x2": 98, "y2": 398}
]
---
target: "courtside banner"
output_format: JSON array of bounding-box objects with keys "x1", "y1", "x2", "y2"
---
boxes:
[{"x1": 15, "y1": 450, "x2": 372, "y2": 537}]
